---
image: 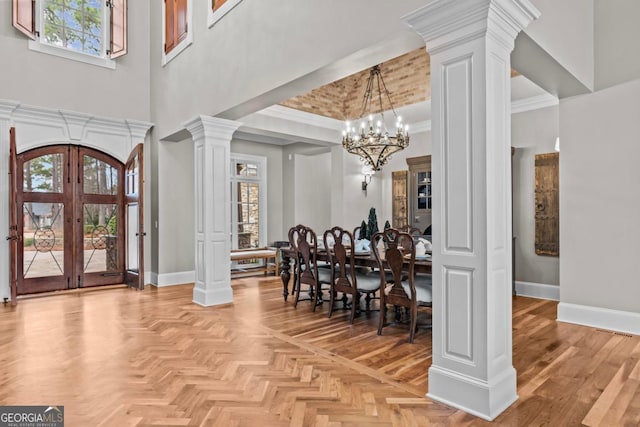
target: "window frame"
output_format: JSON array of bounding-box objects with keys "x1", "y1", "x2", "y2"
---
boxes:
[
  {"x1": 208, "y1": 0, "x2": 242, "y2": 28},
  {"x1": 24, "y1": 0, "x2": 120, "y2": 69},
  {"x1": 229, "y1": 153, "x2": 267, "y2": 251},
  {"x1": 162, "y1": 0, "x2": 193, "y2": 66}
]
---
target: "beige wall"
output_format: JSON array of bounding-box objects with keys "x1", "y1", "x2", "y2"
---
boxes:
[{"x1": 560, "y1": 78, "x2": 640, "y2": 313}]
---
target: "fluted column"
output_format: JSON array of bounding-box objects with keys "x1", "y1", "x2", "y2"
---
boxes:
[
  {"x1": 184, "y1": 116, "x2": 241, "y2": 307},
  {"x1": 403, "y1": 0, "x2": 539, "y2": 420}
]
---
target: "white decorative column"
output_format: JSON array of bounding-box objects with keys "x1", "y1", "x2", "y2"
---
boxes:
[
  {"x1": 403, "y1": 0, "x2": 539, "y2": 420},
  {"x1": 184, "y1": 116, "x2": 241, "y2": 307}
]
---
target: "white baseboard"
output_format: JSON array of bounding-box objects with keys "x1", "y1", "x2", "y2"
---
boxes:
[
  {"x1": 427, "y1": 365, "x2": 517, "y2": 421},
  {"x1": 557, "y1": 302, "x2": 640, "y2": 336},
  {"x1": 515, "y1": 281, "x2": 559, "y2": 301},
  {"x1": 153, "y1": 270, "x2": 195, "y2": 287}
]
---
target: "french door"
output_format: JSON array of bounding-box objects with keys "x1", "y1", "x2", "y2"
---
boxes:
[{"x1": 10, "y1": 141, "x2": 140, "y2": 295}]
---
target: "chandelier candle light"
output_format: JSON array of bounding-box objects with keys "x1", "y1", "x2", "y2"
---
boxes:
[{"x1": 342, "y1": 65, "x2": 410, "y2": 171}]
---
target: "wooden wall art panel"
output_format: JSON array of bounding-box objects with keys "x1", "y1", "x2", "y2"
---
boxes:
[
  {"x1": 534, "y1": 152, "x2": 559, "y2": 256},
  {"x1": 392, "y1": 171, "x2": 408, "y2": 229}
]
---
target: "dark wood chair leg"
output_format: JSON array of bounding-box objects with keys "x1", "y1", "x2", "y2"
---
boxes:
[
  {"x1": 409, "y1": 308, "x2": 417, "y2": 343},
  {"x1": 365, "y1": 292, "x2": 372, "y2": 311},
  {"x1": 328, "y1": 285, "x2": 336, "y2": 318},
  {"x1": 312, "y1": 283, "x2": 318, "y2": 311},
  {"x1": 377, "y1": 298, "x2": 386, "y2": 336}
]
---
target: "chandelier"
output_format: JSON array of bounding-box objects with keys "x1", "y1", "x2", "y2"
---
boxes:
[{"x1": 342, "y1": 65, "x2": 409, "y2": 171}]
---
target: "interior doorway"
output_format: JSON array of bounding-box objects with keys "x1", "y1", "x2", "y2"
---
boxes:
[{"x1": 12, "y1": 144, "x2": 137, "y2": 295}]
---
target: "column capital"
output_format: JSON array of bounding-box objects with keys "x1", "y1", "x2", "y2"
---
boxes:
[
  {"x1": 184, "y1": 115, "x2": 241, "y2": 143},
  {"x1": 0, "y1": 100, "x2": 20, "y2": 121},
  {"x1": 402, "y1": 0, "x2": 540, "y2": 54}
]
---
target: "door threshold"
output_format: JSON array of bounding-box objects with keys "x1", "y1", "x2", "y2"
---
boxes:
[{"x1": 16, "y1": 284, "x2": 129, "y2": 301}]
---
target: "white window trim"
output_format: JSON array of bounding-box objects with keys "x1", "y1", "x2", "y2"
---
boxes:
[
  {"x1": 162, "y1": 0, "x2": 194, "y2": 66},
  {"x1": 208, "y1": 0, "x2": 243, "y2": 28},
  {"x1": 28, "y1": 0, "x2": 116, "y2": 70},
  {"x1": 230, "y1": 153, "x2": 267, "y2": 250}
]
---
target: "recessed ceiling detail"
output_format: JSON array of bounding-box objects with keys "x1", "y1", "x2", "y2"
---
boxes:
[
  {"x1": 280, "y1": 48, "x2": 431, "y2": 121},
  {"x1": 279, "y1": 48, "x2": 522, "y2": 122}
]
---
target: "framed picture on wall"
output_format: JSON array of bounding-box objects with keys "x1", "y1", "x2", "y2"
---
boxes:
[{"x1": 209, "y1": 0, "x2": 243, "y2": 27}]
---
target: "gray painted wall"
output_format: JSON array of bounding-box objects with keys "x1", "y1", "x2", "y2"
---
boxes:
[
  {"x1": 512, "y1": 106, "x2": 560, "y2": 286},
  {"x1": 525, "y1": 0, "x2": 594, "y2": 90},
  {"x1": 560, "y1": 78, "x2": 640, "y2": 313},
  {"x1": 148, "y1": 0, "x2": 426, "y2": 138},
  {"x1": 294, "y1": 152, "x2": 332, "y2": 234},
  {"x1": 0, "y1": 1, "x2": 151, "y2": 121},
  {"x1": 594, "y1": 0, "x2": 640, "y2": 90},
  {"x1": 157, "y1": 139, "x2": 195, "y2": 275}
]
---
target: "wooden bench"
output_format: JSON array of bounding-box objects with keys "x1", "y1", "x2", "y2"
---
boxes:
[{"x1": 230, "y1": 247, "x2": 279, "y2": 278}]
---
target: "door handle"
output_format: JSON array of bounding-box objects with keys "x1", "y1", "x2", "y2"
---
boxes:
[{"x1": 135, "y1": 232, "x2": 147, "y2": 237}]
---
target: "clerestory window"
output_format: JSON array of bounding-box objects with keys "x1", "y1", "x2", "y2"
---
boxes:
[
  {"x1": 162, "y1": 0, "x2": 192, "y2": 65},
  {"x1": 12, "y1": 0, "x2": 127, "y2": 69},
  {"x1": 208, "y1": 0, "x2": 242, "y2": 28}
]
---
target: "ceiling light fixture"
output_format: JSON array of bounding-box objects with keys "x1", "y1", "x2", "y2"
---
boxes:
[{"x1": 342, "y1": 65, "x2": 409, "y2": 171}]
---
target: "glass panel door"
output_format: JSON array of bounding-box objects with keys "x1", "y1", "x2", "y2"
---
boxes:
[
  {"x1": 22, "y1": 202, "x2": 65, "y2": 278},
  {"x1": 125, "y1": 144, "x2": 144, "y2": 290},
  {"x1": 82, "y1": 204, "x2": 119, "y2": 274},
  {"x1": 78, "y1": 147, "x2": 124, "y2": 287},
  {"x1": 17, "y1": 146, "x2": 71, "y2": 294},
  {"x1": 15, "y1": 145, "x2": 125, "y2": 295}
]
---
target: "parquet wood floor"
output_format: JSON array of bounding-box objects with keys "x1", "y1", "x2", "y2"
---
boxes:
[{"x1": 0, "y1": 277, "x2": 638, "y2": 426}]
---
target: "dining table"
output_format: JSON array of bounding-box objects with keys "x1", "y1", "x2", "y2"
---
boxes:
[{"x1": 278, "y1": 246, "x2": 432, "y2": 302}]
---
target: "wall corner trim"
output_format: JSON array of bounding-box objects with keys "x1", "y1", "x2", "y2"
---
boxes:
[{"x1": 557, "y1": 302, "x2": 640, "y2": 336}]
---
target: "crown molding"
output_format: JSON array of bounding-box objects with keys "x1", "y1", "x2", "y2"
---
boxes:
[
  {"x1": 0, "y1": 100, "x2": 20, "y2": 120},
  {"x1": 411, "y1": 120, "x2": 432, "y2": 134},
  {"x1": 511, "y1": 93, "x2": 558, "y2": 114}
]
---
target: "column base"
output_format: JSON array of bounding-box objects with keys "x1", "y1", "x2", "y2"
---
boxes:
[
  {"x1": 193, "y1": 285, "x2": 234, "y2": 307},
  {"x1": 427, "y1": 365, "x2": 517, "y2": 421}
]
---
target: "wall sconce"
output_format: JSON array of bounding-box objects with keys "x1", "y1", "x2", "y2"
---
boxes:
[{"x1": 361, "y1": 165, "x2": 375, "y2": 192}]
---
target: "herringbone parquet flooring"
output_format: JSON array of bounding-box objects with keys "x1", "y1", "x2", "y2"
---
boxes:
[{"x1": 0, "y1": 277, "x2": 639, "y2": 426}]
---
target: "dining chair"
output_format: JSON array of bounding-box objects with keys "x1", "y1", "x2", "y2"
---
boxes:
[
  {"x1": 288, "y1": 224, "x2": 332, "y2": 310},
  {"x1": 400, "y1": 225, "x2": 423, "y2": 238},
  {"x1": 372, "y1": 228, "x2": 433, "y2": 343},
  {"x1": 323, "y1": 226, "x2": 381, "y2": 324}
]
